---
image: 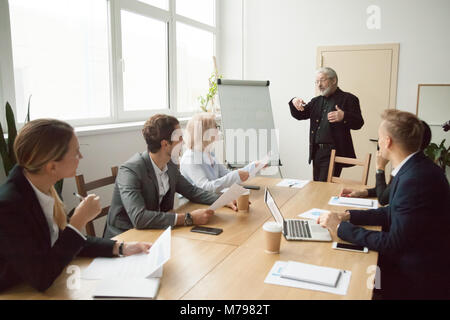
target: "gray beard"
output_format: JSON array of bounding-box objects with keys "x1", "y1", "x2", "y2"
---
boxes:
[{"x1": 320, "y1": 86, "x2": 334, "y2": 97}]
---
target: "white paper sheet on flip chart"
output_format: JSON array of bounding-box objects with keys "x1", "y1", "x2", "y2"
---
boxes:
[
  {"x1": 328, "y1": 196, "x2": 378, "y2": 209},
  {"x1": 82, "y1": 227, "x2": 171, "y2": 280},
  {"x1": 208, "y1": 183, "x2": 247, "y2": 211},
  {"x1": 264, "y1": 261, "x2": 351, "y2": 296},
  {"x1": 276, "y1": 179, "x2": 310, "y2": 189}
]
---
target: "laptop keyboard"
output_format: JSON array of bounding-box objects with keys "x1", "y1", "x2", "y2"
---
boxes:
[{"x1": 287, "y1": 220, "x2": 312, "y2": 239}]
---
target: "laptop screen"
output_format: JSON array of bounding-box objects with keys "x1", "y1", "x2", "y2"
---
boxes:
[{"x1": 264, "y1": 188, "x2": 285, "y2": 226}]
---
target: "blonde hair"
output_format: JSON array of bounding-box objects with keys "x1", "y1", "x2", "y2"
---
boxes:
[
  {"x1": 381, "y1": 109, "x2": 424, "y2": 153},
  {"x1": 184, "y1": 113, "x2": 218, "y2": 151},
  {"x1": 14, "y1": 119, "x2": 74, "y2": 229}
]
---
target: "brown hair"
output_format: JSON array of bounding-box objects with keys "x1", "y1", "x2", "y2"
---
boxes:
[
  {"x1": 14, "y1": 119, "x2": 74, "y2": 229},
  {"x1": 381, "y1": 109, "x2": 424, "y2": 153},
  {"x1": 142, "y1": 114, "x2": 180, "y2": 153},
  {"x1": 184, "y1": 113, "x2": 218, "y2": 151}
]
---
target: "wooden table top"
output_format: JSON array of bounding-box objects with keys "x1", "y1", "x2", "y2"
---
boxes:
[{"x1": 0, "y1": 177, "x2": 379, "y2": 300}]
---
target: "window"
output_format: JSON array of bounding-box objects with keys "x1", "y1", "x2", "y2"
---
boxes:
[
  {"x1": 0, "y1": 0, "x2": 218, "y2": 127},
  {"x1": 120, "y1": 10, "x2": 168, "y2": 112},
  {"x1": 176, "y1": 22, "x2": 214, "y2": 113},
  {"x1": 176, "y1": 0, "x2": 215, "y2": 26},
  {"x1": 8, "y1": 0, "x2": 110, "y2": 123}
]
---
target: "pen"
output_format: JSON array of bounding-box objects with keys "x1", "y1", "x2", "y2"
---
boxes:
[{"x1": 73, "y1": 192, "x2": 85, "y2": 201}]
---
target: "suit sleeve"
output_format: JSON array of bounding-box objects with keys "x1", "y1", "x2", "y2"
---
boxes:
[
  {"x1": 0, "y1": 202, "x2": 86, "y2": 292},
  {"x1": 342, "y1": 95, "x2": 364, "y2": 130},
  {"x1": 116, "y1": 166, "x2": 176, "y2": 229},
  {"x1": 77, "y1": 236, "x2": 116, "y2": 258},
  {"x1": 375, "y1": 173, "x2": 390, "y2": 206},
  {"x1": 289, "y1": 98, "x2": 312, "y2": 120},
  {"x1": 338, "y1": 176, "x2": 423, "y2": 254},
  {"x1": 175, "y1": 170, "x2": 220, "y2": 205}
]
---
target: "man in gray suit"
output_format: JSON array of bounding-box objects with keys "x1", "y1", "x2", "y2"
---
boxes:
[{"x1": 104, "y1": 114, "x2": 236, "y2": 238}]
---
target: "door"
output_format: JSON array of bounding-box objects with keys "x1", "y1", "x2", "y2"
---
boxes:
[{"x1": 317, "y1": 44, "x2": 399, "y2": 187}]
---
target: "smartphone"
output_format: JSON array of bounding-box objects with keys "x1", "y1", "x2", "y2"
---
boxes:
[
  {"x1": 243, "y1": 185, "x2": 260, "y2": 190},
  {"x1": 191, "y1": 226, "x2": 223, "y2": 235},
  {"x1": 332, "y1": 242, "x2": 368, "y2": 253}
]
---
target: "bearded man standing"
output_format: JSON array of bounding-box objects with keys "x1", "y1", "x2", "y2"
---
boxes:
[{"x1": 288, "y1": 67, "x2": 364, "y2": 181}]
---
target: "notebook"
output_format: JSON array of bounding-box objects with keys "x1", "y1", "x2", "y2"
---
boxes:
[
  {"x1": 93, "y1": 278, "x2": 160, "y2": 300},
  {"x1": 280, "y1": 261, "x2": 342, "y2": 288}
]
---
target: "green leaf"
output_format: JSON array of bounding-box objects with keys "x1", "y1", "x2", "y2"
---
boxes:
[
  {"x1": 5, "y1": 102, "x2": 17, "y2": 167},
  {"x1": 0, "y1": 117, "x2": 13, "y2": 176},
  {"x1": 25, "y1": 94, "x2": 32, "y2": 123}
]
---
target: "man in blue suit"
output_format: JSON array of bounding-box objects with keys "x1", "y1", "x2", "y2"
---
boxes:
[{"x1": 319, "y1": 109, "x2": 450, "y2": 299}]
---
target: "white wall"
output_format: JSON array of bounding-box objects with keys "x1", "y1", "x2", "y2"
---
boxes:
[{"x1": 219, "y1": 0, "x2": 450, "y2": 180}]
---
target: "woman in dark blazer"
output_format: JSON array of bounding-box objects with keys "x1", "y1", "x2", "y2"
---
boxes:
[{"x1": 0, "y1": 119, "x2": 151, "y2": 292}]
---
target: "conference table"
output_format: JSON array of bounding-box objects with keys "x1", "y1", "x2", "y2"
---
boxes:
[{"x1": 0, "y1": 177, "x2": 379, "y2": 300}]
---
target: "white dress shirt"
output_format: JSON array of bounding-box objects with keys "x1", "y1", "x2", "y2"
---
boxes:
[
  {"x1": 180, "y1": 149, "x2": 256, "y2": 193},
  {"x1": 26, "y1": 178, "x2": 86, "y2": 247},
  {"x1": 149, "y1": 155, "x2": 177, "y2": 226},
  {"x1": 391, "y1": 151, "x2": 418, "y2": 177}
]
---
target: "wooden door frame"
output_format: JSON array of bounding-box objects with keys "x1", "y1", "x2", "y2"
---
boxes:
[{"x1": 316, "y1": 43, "x2": 400, "y2": 110}]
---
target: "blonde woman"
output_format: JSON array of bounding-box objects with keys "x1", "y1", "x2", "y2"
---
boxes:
[
  {"x1": 0, "y1": 119, "x2": 151, "y2": 292},
  {"x1": 180, "y1": 113, "x2": 259, "y2": 193}
]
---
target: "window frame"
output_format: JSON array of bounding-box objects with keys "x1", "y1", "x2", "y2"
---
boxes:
[{"x1": 0, "y1": 0, "x2": 219, "y2": 130}]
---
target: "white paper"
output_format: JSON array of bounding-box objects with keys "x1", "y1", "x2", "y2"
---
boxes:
[
  {"x1": 82, "y1": 227, "x2": 171, "y2": 280},
  {"x1": 208, "y1": 183, "x2": 247, "y2": 211},
  {"x1": 328, "y1": 196, "x2": 378, "y2": 209},
  {"x1": 264, "y1": 261, "x2": 351, "y2": 296},
  {"x1": 93, "y1": 278, "x2": 160, "y2": 299},
  {"x1": 249, "y1": 152, "x2": 271, "y2": 178},
  {"x1": 276, "y1": 179, "x2": 310, "y2": 189},
  {"x1": 337, "y1": 197, "x2": 373, "y2": 207},
  {"x1": 298, "y1": 208, "x2": 330, "y2": 220}
]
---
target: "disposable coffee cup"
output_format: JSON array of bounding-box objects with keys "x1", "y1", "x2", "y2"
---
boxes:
[
  {"x1": 237, "y1": 190, "x2": 250, "y2": 212},
  {"x1": 263, "y1": 221, "x2": 282, "y2": 254}
]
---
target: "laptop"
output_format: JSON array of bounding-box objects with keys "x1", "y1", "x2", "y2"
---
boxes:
[{"x1": 264, "y1": 188, "x2": 332, "y2": 242}]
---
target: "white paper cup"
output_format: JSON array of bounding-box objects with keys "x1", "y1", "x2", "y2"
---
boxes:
[{"x1": 263, "y1": 221, "x2": 282, "y2": 254}]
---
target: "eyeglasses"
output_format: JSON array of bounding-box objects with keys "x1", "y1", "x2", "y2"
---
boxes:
[{"x1": 315, "y1": 78, "x2": 329, "y2": 85}]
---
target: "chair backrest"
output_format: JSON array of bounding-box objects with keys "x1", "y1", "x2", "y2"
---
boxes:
[
  {"x1": 327, "y1": 149, "x2": 371, "y2": 186},
  {"x1": 75, "y1": 166, "x2": 118, "y2": 237}
]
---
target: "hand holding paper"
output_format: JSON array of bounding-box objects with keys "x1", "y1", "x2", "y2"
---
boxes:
[{"x1": 208, "y1": 184, "x2": 247, "y2": 211}]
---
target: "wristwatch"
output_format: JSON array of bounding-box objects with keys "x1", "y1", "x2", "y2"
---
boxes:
[
  {"x1": 184, "y1": 212, "x2": 193, "y2": 226},
  {"x1": 118, "y1": 241, "x2": 124, "y2": 257}
]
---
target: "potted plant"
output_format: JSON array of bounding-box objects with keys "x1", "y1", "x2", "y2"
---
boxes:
[
  {"x1": 424, "y1": 139, "x2": 450, "y2": 171},
  {"x1": 198, "y1": 71, "x2": 222, "y2": 113},
  {"x1": 0, "y1": 99, "x2": 64, "y2": 197}
]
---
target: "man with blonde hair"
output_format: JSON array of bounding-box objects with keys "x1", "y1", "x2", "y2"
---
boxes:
[{"x1": 318, "y1": 109, "x2": 450, "y2": 299}]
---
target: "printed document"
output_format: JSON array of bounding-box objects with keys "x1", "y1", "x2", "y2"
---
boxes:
[
  {"x1": 82, "y1": 227, "x2": 171, "y2": 280},
  {"x1": 276, "y1": 179, "x2": 310, "y2": 189},
  {"x1": 208, "y1": 183, "x2": 247, "y2": 211}
]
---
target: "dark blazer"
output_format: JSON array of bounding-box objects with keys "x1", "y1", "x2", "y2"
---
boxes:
[
  {"x1": 0, "y1": 165, "x2": 116, "y2": 292},
  {"x1": 338, "y1": 152, "x2": 450, "y2": 299},
  {"x1": 103, "y1": 152, "x2": 220, "y2": 239},
  {"x1": 367, "y1": 171, "x2": 391, "y2": 206},
  {"x1": 289, "y1": 87, "x2": 364, "y2": 166}
]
